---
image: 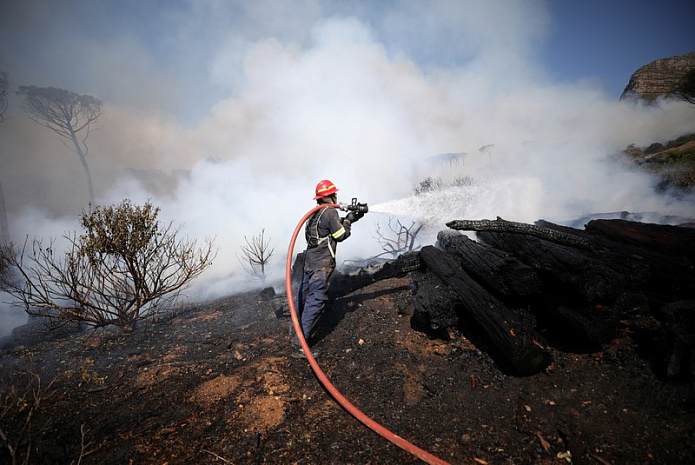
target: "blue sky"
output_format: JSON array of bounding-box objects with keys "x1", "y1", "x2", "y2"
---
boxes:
[
  {"x1": 1, "y1": 0, "x2": 692, "y2": 125},
  {"x1": 543, "y1": 0, "x2": 694, "y2": 96}
]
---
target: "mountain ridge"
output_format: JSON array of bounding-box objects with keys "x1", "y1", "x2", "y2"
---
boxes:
[{"x1": 620, "y1": 51, "x2": 695, "y2": 102}]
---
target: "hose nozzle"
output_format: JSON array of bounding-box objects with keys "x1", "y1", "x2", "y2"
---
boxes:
[{"x1": 340, "y1": 197, "x2": 369, "y2": 214}]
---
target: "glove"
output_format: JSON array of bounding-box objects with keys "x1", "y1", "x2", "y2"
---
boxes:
[{"x1": 345, "y1": 211, "x2": 362, "y2": 223}]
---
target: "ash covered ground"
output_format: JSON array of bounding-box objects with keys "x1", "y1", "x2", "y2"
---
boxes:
[{"x1": 1, "y1": 276, "x2": 693, "y2": 464}]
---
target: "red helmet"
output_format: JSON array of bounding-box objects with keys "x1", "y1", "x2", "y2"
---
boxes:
[{"x1": 313, "y1": 179, "x2": 339, "y2": 199}]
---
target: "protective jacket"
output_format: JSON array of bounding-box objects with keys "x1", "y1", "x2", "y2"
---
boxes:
[{"x1": 304, "y1": 206, "x2": 351, "y2": 271}]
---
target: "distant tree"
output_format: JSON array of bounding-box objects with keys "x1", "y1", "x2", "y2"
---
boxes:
[
  {"x1": 674, "y1": 68, "x2": 695, "y2": 105},
  {"x1": 372, "y1": 218, "x2": 423, "y2": 259},
  {"x1": 0, "y1": 200, "x2": 217, "y2": 331},
  {"x1": 237, "y1": 228, "x2": 275, "y2": 283},
  {"x1": 479, "y1": 144, "x2": 495, "y2": 163},
  {"x1": 17, "y1": 86, "x2": 103, "y2": 206},
  {"x1": 0, "y1": 72, "x2": 9, "y2": 244}
]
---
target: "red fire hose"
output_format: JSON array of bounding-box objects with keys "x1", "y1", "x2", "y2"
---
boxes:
[{"x1": 285, "y1": 203, "x2": 451, "y2": 465}]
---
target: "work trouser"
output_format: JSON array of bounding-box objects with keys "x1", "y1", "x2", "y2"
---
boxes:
[{"x1": 294, "y1": 268, "x2": 332, "y2": 347}]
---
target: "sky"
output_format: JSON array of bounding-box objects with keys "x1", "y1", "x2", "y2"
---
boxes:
[
  {"x1": 2, "y1": 1, "x2": 693, "y2": 123},
  {"x1": 0, "y1": 0, "x2": 694, "y2": 334}
]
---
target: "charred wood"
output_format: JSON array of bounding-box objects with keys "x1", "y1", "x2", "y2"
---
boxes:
[
  {"x1": 585, "y1": 219, "x2": 695, "y2": 300},
  {"x1": 446, "y1": 217, "x2": 594, "y2": 250},
  {"x1": 475, "y1": 231, "x2": 649, "y2": 304},
  {"x1": 418, "y1": 245, "x2": 552, "y2": 375},
  {"x1": 436, "y1": 230, "x2": 541, "y2": 302},
  {"x1": 411, "y1": 271, "x2": 461, "y2": 339},
  {"x1": 537, "y1": 219, "x2": 695, "y2": 300},
  {"x1": 291, "y1": 252, "x2": 306, "y2": 290},
  {"x1": 585, "y1": 219, "x2": 695, "y2": 261}
]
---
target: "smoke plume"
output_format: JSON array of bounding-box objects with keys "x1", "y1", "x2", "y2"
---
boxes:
[{"x1": 1, "y1": 1, "x2": 694, "y2": 337}]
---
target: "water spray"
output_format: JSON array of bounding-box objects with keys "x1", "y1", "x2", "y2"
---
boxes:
[{"x1": 365, "y1": 202, "x2": 393, "y2": 214}]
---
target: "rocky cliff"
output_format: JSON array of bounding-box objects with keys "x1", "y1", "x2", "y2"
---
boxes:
[{"x1": 620, "y1": 51, "x2": 695, "y2": 102}]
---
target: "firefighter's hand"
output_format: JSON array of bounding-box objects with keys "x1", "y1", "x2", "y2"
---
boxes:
[{"x1": 345, "y1": 211, "x2": 363, "y2": 223}]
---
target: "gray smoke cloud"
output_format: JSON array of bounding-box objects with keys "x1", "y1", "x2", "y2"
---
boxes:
[{"x1": 1, "y1": 1, "x2": 694, "y2": 337}]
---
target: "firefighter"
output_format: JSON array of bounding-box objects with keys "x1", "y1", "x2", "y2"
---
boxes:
[{"x1": 292, "y1": 179, "x2": 364, "y2": 358}]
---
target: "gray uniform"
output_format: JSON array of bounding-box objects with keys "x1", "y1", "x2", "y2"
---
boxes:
[{"x1": 295, "y1": 204, "x2": 352, "y2": 346}]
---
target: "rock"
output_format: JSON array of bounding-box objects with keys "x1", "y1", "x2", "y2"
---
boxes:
[
  {"x1": 259, "y1": 286, "x2": 276, "y2": 300},
  {"x1": 620, "y1": 51, "x2": 695, "y2": 102}
]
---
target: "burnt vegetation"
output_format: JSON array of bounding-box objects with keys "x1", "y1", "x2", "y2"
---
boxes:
[
  {"x1": 1, "y1": 136, "x2": 694, "y2": 463},
  {"x1": 0, "y1": 200, "x2": 216, "y2": 331},
  {"x1": 237, "y1": 228, "x2": 276, "y2": 284},
  {"x1": 1, "y1": 212, "x2": 693, "y2": 464}
]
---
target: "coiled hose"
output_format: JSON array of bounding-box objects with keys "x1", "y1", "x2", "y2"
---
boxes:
[{"x1": 285, "y1": 203, "x2": 451, "y2": 465}]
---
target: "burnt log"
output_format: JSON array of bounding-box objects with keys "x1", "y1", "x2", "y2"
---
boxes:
[
  {"x1": 585, "y1": 219, "x2": 695, "y2": 261},
  {"x1": 475, "y1": 230, "x2": 648, "y2": 348},
  {"x1": 448, "y1": 217, "x2": 695, "y2": 372},
  {"x1": 475, "y1": 230, "x2": 649, "y2": 303},
  {"x1": 537, "y1": 220, "x2": 695, "y2": 294},
  {"x1": 584, "y1": 219, "x2": 695, "y2": 300},
  {"x1": 417, "y1": 245, "x2": 552, "y2": 375},
  {"x1": 446, "y1": 217, "x2": 594, "y2": 250},
  {"x1": 537, "y1": 218, "x2": 695, "y2": 300},
  {"x1": 411, "y1": 270, "x2": 462, "y2": 339},
  {"x1": 436, "y1": 230, "x2": 541, "y2": 302},
  {"x1": 435, "y1": 229, "x2": 617, "y2": 350}
]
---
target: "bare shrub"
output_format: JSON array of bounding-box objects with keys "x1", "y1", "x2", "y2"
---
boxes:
[
  {"x1": 372, "y1": 218, "x2": 423, "y2": 259},
  {"x1": 0, "y1": 200, "x2": 216, "y2": 330},
  {"x1": 237, "y1": 228, "x2": 275, "y2": 283}
]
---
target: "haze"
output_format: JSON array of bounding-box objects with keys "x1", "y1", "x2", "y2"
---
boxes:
[{"x1": 0, "y1": 0, "x2": 694, "y2": 335}]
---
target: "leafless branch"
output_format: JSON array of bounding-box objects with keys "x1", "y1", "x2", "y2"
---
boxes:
[
  {"x1": 372, "y1": 218, "x2": 423, "y2": 259},
  {"x1": 0, "y1": 370, "x2": 57, "y2": 465},
  {"x1": 237, "y1": 228, "x2": 275, "y2": 283}
]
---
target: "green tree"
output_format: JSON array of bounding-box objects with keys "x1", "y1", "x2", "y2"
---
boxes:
[
  {"x1": 17, "y1": 86, "x2": 103, "y2": 206},
  {"x1": 0, "y1": 200, "x2": 216, "y2": 330}
]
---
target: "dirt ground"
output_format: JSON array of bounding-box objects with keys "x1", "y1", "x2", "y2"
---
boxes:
[{"x1": 1, "y1": 276, "x2": 694, "y2": 464}]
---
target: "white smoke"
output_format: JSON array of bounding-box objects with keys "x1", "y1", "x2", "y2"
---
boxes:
[{"x1": 1, "y1": 1, "x2": 694, "y2": 337}]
